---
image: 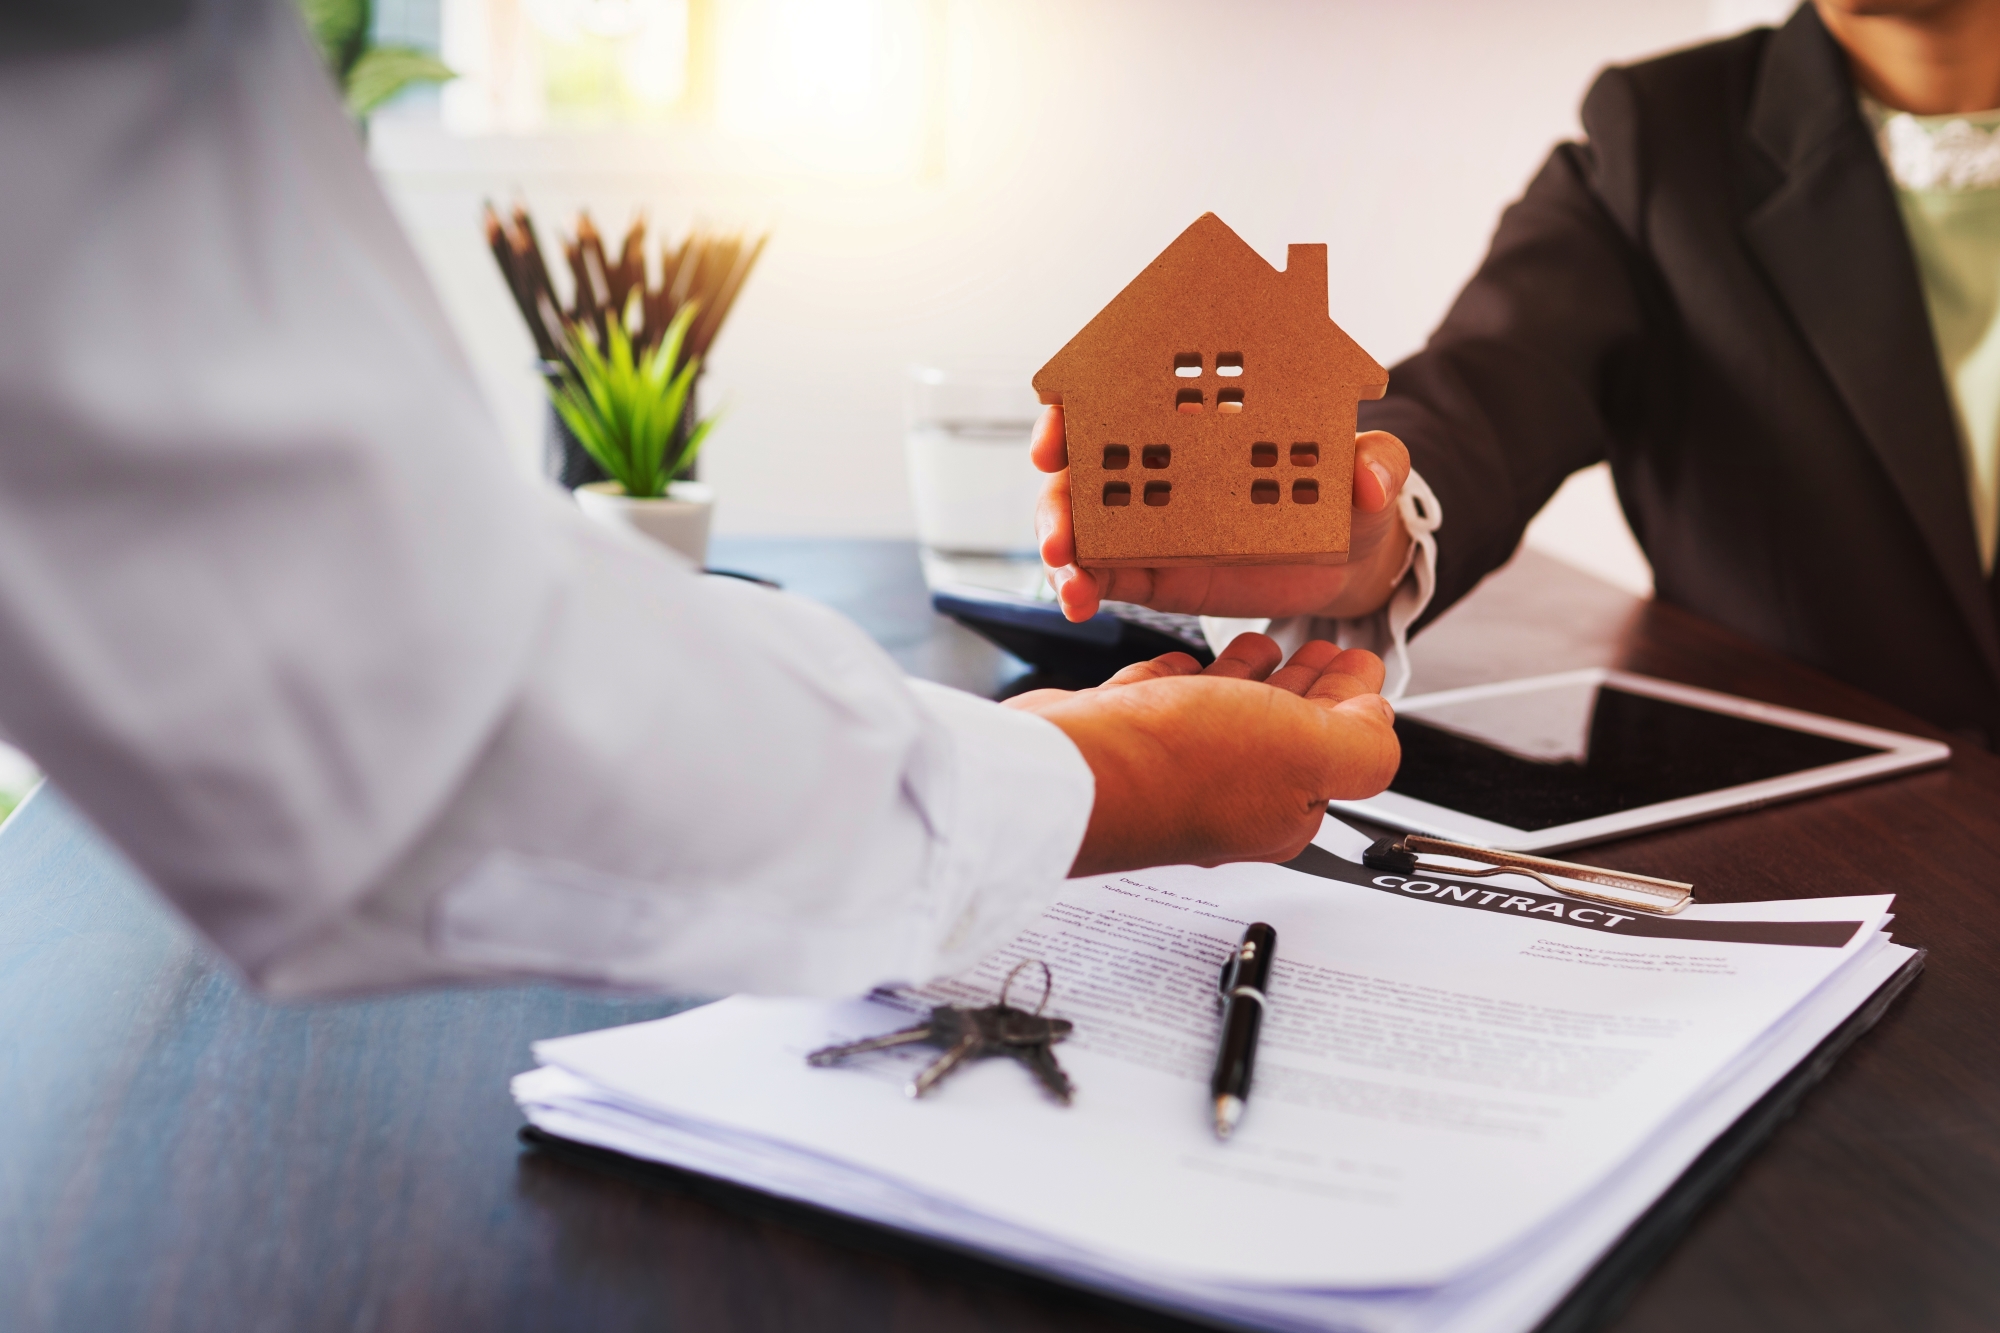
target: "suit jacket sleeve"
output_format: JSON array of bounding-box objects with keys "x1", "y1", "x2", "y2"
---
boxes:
[
  {"x1": 0, "y1": 0, "x2": 1093, "y2": 998},
  {"x1": 1361, "y1": 67, "x2": 1665, "y2": 623}
]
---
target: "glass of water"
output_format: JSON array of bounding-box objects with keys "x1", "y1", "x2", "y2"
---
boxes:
[{"x1": 904, "y1": 367, "x2": 1048, "y2": 595}]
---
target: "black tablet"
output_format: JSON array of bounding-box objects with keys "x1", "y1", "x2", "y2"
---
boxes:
[{"x1": 1330, "y1": 669, "x2": 1949, "y2": 851}]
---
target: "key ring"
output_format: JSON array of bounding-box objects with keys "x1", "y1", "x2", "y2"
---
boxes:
[{"x1": 998, "y1": 958, "x2": 1054, "y2": 1016}]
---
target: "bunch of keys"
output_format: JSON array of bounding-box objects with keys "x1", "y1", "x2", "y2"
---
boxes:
[{"x1": 806, "y1": 959, "x2": 1076, "y2": 1105}]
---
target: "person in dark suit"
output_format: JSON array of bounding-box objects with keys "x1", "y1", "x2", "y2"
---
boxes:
[{"x1": 1034, "y1": 0, "x2": 2000, "y2": 746}]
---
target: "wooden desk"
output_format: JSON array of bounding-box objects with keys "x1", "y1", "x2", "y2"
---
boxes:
[{"x1": 4, "y1": 541, "x2": 1997, "y2": 1332}]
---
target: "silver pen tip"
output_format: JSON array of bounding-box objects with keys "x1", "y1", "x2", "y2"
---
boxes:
[{"x1": 1212, "y1": 1095, "x2": 1244, "y2": 1141}]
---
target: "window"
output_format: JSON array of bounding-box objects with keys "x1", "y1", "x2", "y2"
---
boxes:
[
  {"x1": 441, "y1": 0, "x2": 948, "y2": 178},
  {"x1": 1216, "y1": 352, "x2": 1243, "y2": 376},
  {"x1": 1250, "y1": 442, "x2": 1278, "y2": 467},
  {"x1": 1141, "y1": 444, "x2": 1171, "y2": 469},
  {"x1": 1176, "y1": 388, "x2": 1203, "y2": 413},
  {"x1": 1217, "y1": 387, "x2": 1243, "y2": 413},
  {"x1": 1103, "y1": 481, "x2": 1131, "y2": 506},
  {"x1": 1251, "y1": 479, "x2": 1280, "y2": 504},
  {"x1": 1173, "y1": 352, "x2": 1202, "y2": 378},
  {"x1": 445, "y1": 0, "x2": 699, "y2": 131},
  {"x1": 1102, "y1": 444, "x2": 1129, "y2": 469},
  {"x1": 1144, "y1": 481, "x2": 1172, "y2": 506},
  {"x1": 1291, "y1": 442, "x2": 1319, "y2": 466},
  {"x1": 1292, "y1": 478, "x2": 1319, "y2": 504}
]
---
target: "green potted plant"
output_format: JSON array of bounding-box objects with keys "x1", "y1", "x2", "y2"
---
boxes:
[
  {"x1": 298, "y1": 0, "x2": 456, "y2": 120},
  {"x1": 555, "y1": 304, "x2": 721, "y2": 564},
  {"x1": 483, "y1": 206, "x2": 766, "y2": 491}
]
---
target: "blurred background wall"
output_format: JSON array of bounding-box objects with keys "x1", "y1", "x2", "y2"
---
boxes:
[{"x1": 370, "y1": 0, "x2": 1798, "y2": 598}]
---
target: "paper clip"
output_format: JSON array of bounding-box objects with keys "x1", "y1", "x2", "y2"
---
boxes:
[{"x1": 1362, "y1": 835, "x2": 1694, "y2": 916}]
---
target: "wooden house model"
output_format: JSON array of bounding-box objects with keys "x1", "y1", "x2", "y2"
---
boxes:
[{"x1": 1033, "y1": 213, "x2": 1388, "y2": 567}]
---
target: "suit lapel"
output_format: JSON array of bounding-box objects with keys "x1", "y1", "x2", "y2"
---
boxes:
[{"x1": 1742, "y1": 6, "x2": 2000, "y2": 682}]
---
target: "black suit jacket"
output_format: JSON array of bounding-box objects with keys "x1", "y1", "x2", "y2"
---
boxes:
[{"x1": 1361, "y1": 4, "x2": 2000, "y2": 745}]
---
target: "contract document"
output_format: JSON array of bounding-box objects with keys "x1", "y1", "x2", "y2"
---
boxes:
[{"x1": 514, "y1": 818, "x2": 1920, "y2": 1333}]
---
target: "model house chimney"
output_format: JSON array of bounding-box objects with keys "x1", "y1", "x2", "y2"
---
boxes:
[{"x1": 1287, "y1": 243, "x2": 1328, "y2": 304}]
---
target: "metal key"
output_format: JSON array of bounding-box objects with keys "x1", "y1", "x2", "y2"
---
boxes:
[
  {"x1": 804, "y1": 1018, "x2": 947, "y2": 1063},
  {"x1": 805, "y1": 960, "x2": 1077, "y2": 1105},
  {"x1": 1005, "y1": 1027, "x2": 1076, "y2": 1104}
]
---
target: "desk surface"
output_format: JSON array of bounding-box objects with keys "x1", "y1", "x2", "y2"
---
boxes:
[{"x1": 5, "y1": 540, "x2": 1998, "y2": 1333}]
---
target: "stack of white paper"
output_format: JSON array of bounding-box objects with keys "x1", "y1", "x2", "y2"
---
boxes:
[{"x1": 513, "y1": 819, "x2": 1917, "y2": 1333}]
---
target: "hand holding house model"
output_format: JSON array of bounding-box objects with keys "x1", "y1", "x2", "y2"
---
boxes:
[{"x1": 1034, "y1": 214, "x2": 1388, "y2": 568}]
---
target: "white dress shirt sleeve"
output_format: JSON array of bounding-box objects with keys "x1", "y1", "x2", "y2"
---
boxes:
[
  {"x1": 1201, "y1": 470, "x2": 1443, "y2": 700},
  {"x1": 0, "y1": 0, "x2": 1092, "y2": 999}
]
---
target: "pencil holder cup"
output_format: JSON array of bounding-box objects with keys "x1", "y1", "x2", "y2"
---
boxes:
[{"x1": 545, "y1": 398, "x2": 608, "y2": 490}]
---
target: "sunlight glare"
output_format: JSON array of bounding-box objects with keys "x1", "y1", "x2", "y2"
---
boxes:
[{"x1": 716, "y1": 0, "x2": 929, "y2": 174}]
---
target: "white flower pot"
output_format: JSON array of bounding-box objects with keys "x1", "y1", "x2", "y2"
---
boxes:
[{"x1": 573, "y1": 481, "x2": 714, "y2": 567}]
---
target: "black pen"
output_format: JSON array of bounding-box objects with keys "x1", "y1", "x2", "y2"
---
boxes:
[{"x1": 1211, "y1": 921, "x2": 1276, "y2": 1140}]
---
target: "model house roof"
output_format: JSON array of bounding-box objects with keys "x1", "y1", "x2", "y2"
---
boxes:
[{"x1": 1033, "y1": 213, "x2": 1386, "y2": 404}]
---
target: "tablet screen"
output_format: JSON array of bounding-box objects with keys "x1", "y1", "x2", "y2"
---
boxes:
[{"x1": 1389, "y1": 679, "x2": 1886, "y2": 831}]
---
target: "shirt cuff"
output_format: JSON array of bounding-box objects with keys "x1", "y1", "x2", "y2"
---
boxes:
[
  {"x1": 902, "y1": 679, "x2": 1095, "y2": 976},
  {"x1": 1199, "y1": 468, "x2": 1443, "y2": 700}
]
